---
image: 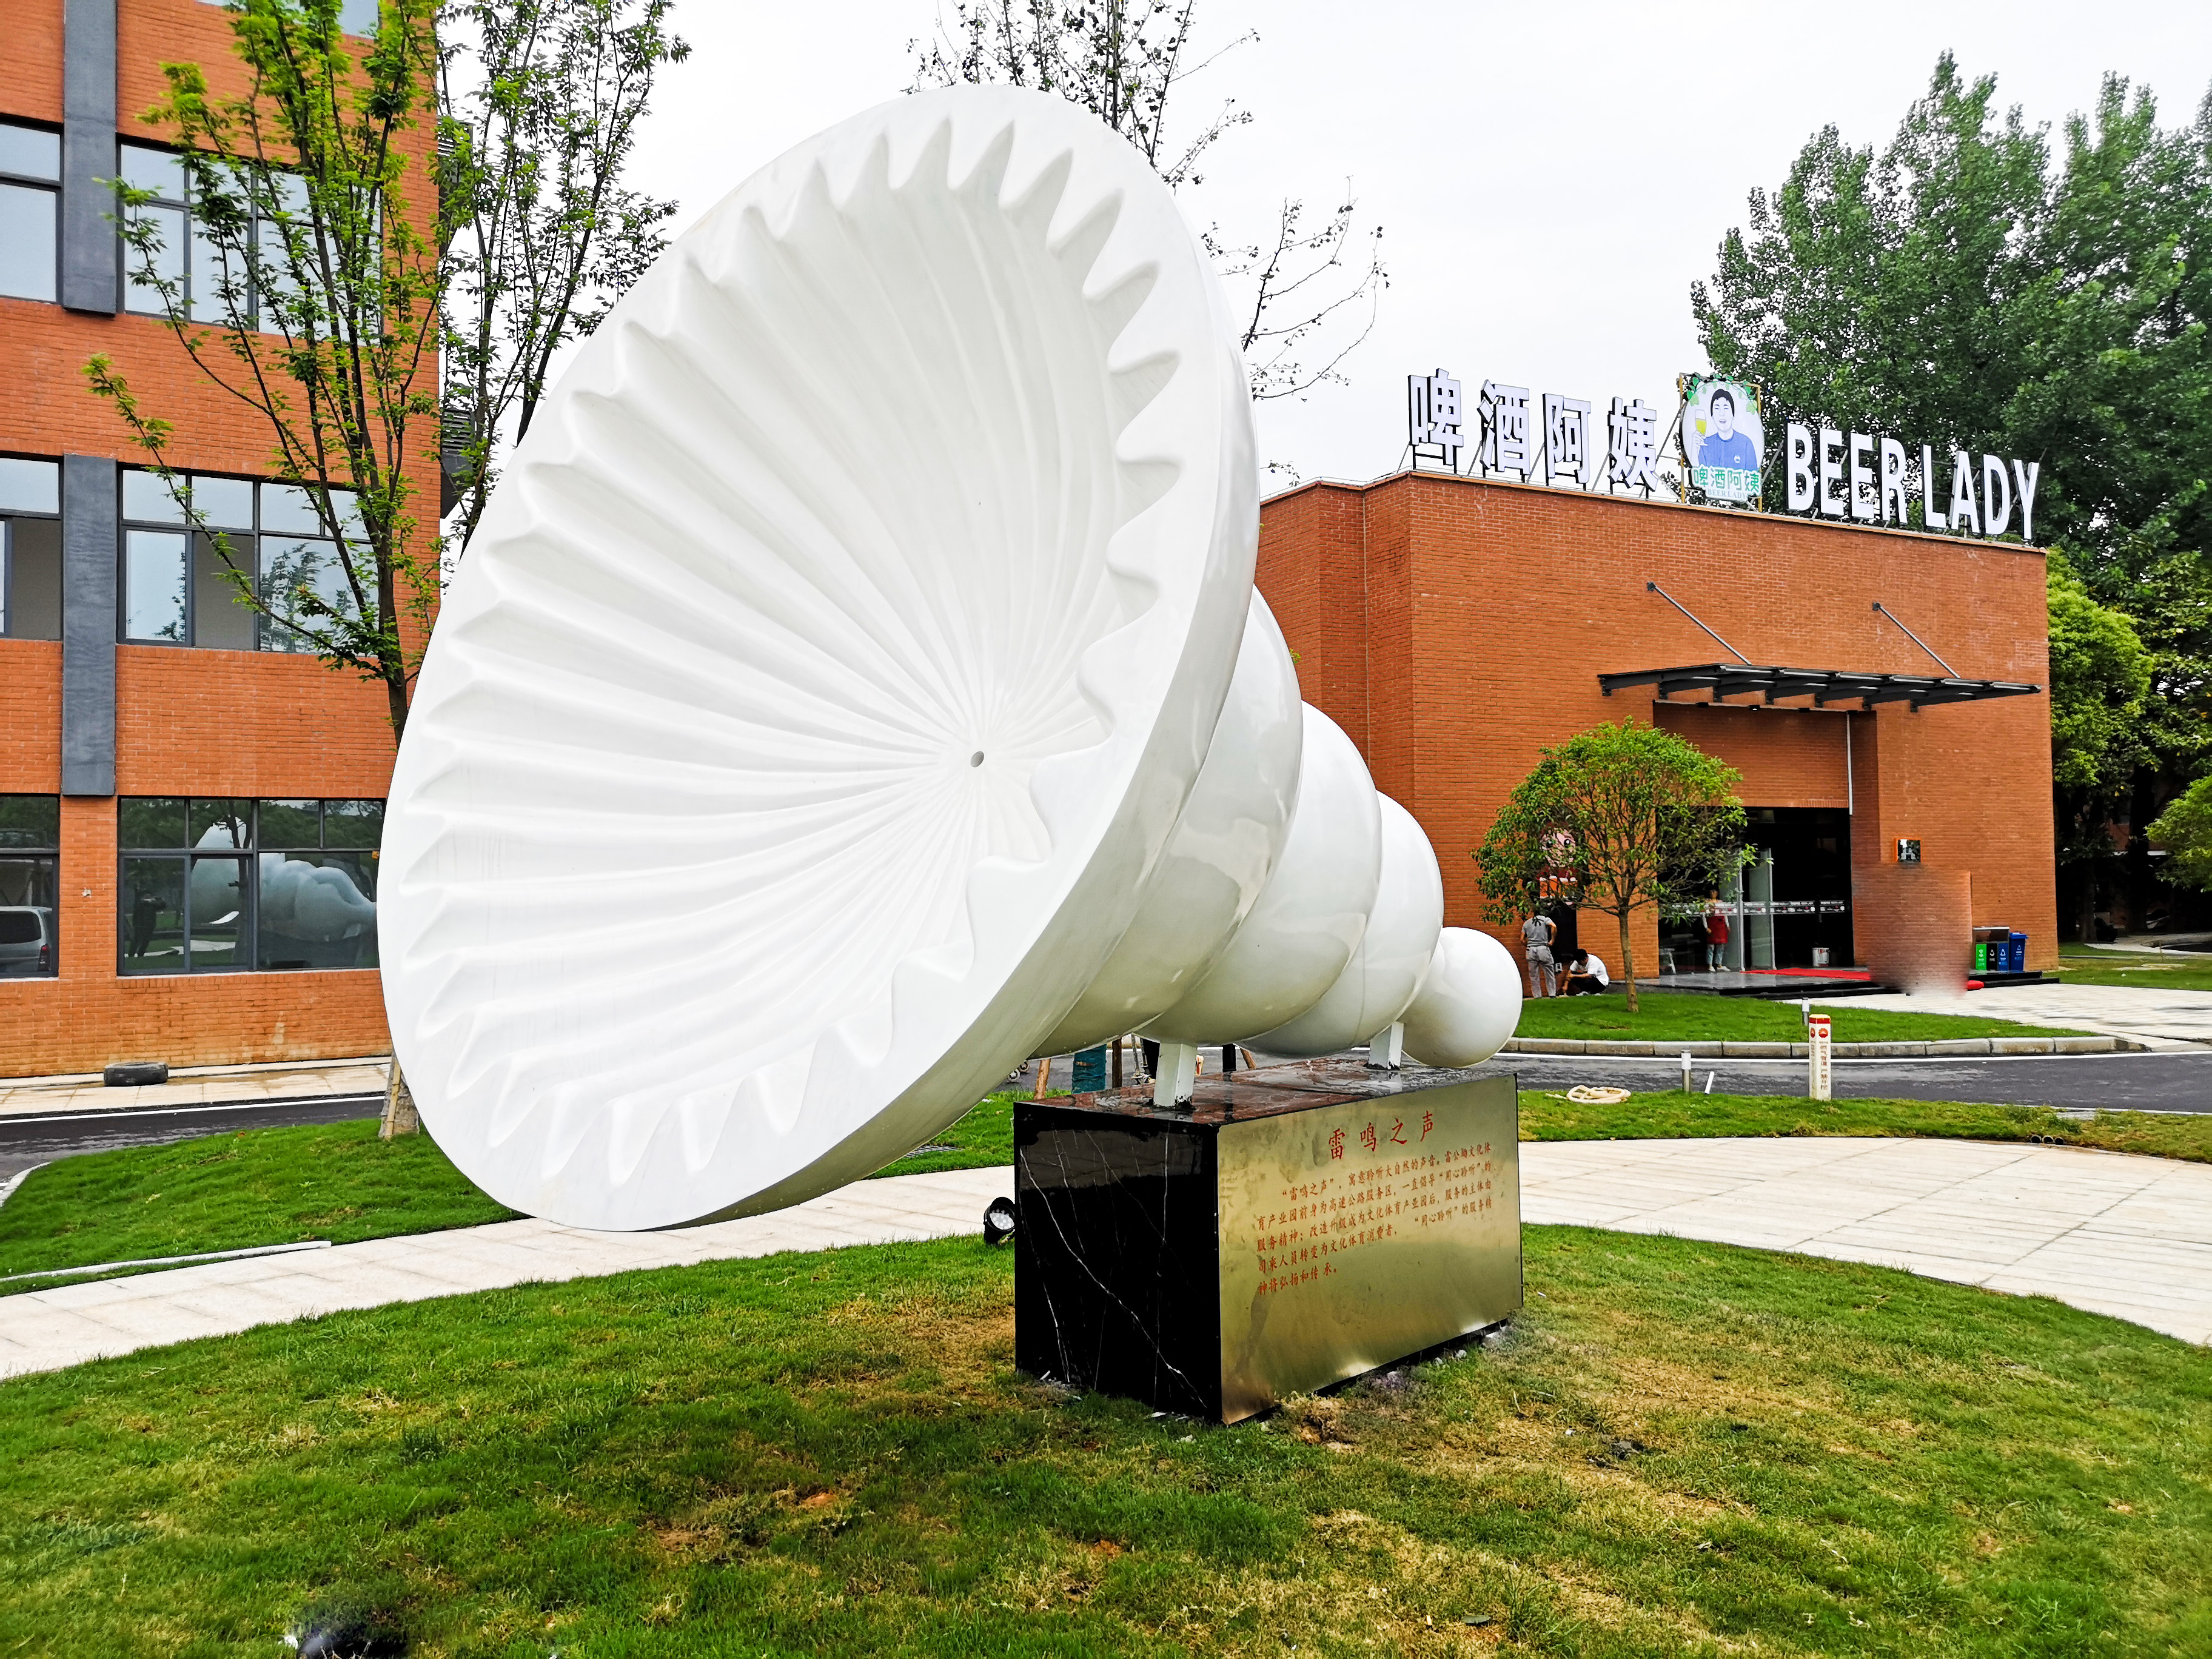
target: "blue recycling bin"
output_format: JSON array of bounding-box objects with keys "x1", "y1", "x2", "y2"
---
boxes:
[{"x1": 2008, "y1": 933, "x2": 2026, "y2": 973}]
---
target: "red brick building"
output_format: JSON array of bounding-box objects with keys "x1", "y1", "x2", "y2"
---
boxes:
[
  {"x1": 1, "y1": 0, "x2": 420, "y2": 1076},
  {"x1": 1257, "y1": 470, "x2": 2056, "y2": 987}
]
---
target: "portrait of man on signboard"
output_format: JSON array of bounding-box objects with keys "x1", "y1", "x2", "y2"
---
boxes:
[{"x1": 1679, "y1": 375, "x2": 1765, "y2": 505}]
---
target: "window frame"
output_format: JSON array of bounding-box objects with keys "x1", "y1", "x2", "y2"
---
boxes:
[
  {"x1": 0, "y1": 793, "x2": 61, "y2": 980},
  {"x1": 116, "y1": 468, "x2": 361, "y2": 651},
  {"x1": 0, "y1": 453, "x2": 62, "y2": 642},
  {"x1": 0, "y1": 118, "x2": 62, "y2": 305},
  {"x1": 116, "y1": 796, "x2": 383, "y2": 976},
  {"x1": 118, "y1": 138, "x2": 276, "y2": 327}
]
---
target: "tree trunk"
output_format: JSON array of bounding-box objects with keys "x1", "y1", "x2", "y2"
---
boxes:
[
  {"x1": 1617, "y1": 910, "x2": 1638, "y2": 1014},
  {"x1": 380, "y1": 1057, "x2": 421, "y2": 1139}
]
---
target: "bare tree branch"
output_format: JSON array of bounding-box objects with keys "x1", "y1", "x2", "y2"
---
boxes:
[{"x1": 909, "y1": 1, "x2": 1384, "y2": 412}]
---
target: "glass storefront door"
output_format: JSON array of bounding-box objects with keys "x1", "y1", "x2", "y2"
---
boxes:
[{"x1": 1662, "y1": 808, "x2": 1855, "y2": 973}]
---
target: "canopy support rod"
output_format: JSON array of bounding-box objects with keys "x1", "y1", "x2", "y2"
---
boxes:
[
  {"x1": 1871, "y1": 602, "x2": 1959, "y2": 677},
  {"x1": 1646, "y1": 581, "x2": 1751, "y2": 663}
]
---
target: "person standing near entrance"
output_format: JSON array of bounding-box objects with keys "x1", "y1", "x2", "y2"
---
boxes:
[
  {"x1": 1704, "y1": 890, "x2": 1731, "y2": 970},
  {"x1": 1520, "y1": 909, "x2": 1557, "y2": 998}
]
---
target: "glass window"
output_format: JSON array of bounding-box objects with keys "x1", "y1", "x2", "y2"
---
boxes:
[
  {"x1": 0, "y1": 181, "x2": 57, "y2": 303},
  {"x1": 196, "y1": 0, "x2": 378, "y2": 35},
  {"x1": 124, "y1": 529, "x2": 189, "y2": 643},
  {"x1": 119, "y1": 857, "x2": 186, "y2": 976},
  {"x1": 5, "y1": 518, "x2": 62, "y2": 639},
  {"x1": 119, "y1": 143, "x2": 186, "y2": 201},
  {"x1": 0, "y1": 122, "x2": 59, "y2": 304},
  {"x1": 119, "y1": 472, "x2": 372, "y2": 651},
  {"x1": 261, "y1": 536, "x2": 357, "y2": 652},
  {"x1": 188, "y1": 854, "x2": 250, "y2": 969},
  {"x1": 321, "y1": 799, "x2": 384, "y2": 849},
  {"x1": 122, "y1": 468, "x2": 185, "y2": 525},
  {"x1": 124, "y1": 200, "x2": 186, "y2": 315},
  {"x1": 257, "y1": 799, "x2": 320, "y2": 848},
  {"x1": 0, "y1": 123, "x2": 59, "y2": 181},
  {"x1": 120, "y1": 796, "x2": 187, "y2": 848},
  {"x1": 191, "y1": 533, "x2": 258, "y2": 651},
  {"x1": 0, "y1": 457, "x2": 59, "y2": 515},
  {"x1": 119, "y1": 797, "x2": 381, "y2": 974},
  {"x1": 258, "y1": 484, "x2": 321, "y2": 535},
  {"x1": 1, "y1": 458, "x2": 62, "y2": 642},
  {"x1": 0, "y1": 796, "x2": 61, "y2": 979},
  {"x1": 256, "y1": 850, "x2": 378, "y2": 970},
  {"x1": 187, "y1": 474, "x2": 255, "y2": 529},
  {"x1": 119, "y1": 138, "x2": 312, "y2": 326},
  {"x1": 190, "y1": 798, "x2": 252, "y2": 849},
  {"x1": 0, "y1": 794, "x2": 59, "y2": 850}
]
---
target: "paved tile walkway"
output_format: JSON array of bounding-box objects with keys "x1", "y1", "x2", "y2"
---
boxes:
[
  {"x1": 0, "y1": 1057, "x2": 394, "y2": 1119},
  {"x1": 1817, "y1": 984, "x2": 2212, "y2": 1050},
  {"x1": 1524, "y1": 1136, "x2": 2212, "y2": 1345},
  {"x1": 2, "y1": 1141, "x2": 2205, "y2": 1382},
  {"x1": 0, "y1": 1166, "x2": 1013, "y2": 1381}
]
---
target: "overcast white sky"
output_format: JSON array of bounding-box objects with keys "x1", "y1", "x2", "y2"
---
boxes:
[{"x1": 619, "y1": 1, "x2": 2212, "y2": 485}]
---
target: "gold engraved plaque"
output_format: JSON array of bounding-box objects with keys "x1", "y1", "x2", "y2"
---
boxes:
[{"x1": 1216, "y1": 1072, "x2": 1520, "y2": 1421}]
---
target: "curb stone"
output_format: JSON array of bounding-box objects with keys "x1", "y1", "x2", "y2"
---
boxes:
[{"x1": 1500, "y1": 1034, "x2": 2146, "y2": 1059}]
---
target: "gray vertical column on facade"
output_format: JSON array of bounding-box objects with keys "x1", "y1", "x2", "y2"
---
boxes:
[
  {"x1": 62, "y1": 456, "x2": 118, "y2": 797},
  {"x1": 61, "y1": 0, "x2": 119, "y2": 314}
]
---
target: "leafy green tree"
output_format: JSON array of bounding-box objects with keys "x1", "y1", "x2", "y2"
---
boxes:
[
  {"x1": 90, "y1": 0, "x2": 443, "y2": 743},
  {"x1": 1693, "y1": 54, "x2": 2212, "y2": 923},
  {"x1": 1473, "y1": 723, "x2": 1748, "y2": 1013},
  {"x1": 2048, "y1": 553, "x2": 2153, "y2": 936},
  {"x1": 2148, "y1": 776, "x2": 2212, "y2": 892}
]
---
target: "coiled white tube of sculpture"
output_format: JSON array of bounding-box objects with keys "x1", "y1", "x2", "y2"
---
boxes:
[{"x1": 379, "y1": 85, "x2": 1520, "y2": 1232}]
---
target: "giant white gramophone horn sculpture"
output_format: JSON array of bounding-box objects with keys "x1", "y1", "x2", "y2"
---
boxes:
[{"x1": 380, "y1": 87, "x2": 1521, "y2": 1232}]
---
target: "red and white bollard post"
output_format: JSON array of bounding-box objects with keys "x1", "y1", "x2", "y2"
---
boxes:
[{"x1": 1806, "y1": 1013, "x2": 1832, "y2": 1102}]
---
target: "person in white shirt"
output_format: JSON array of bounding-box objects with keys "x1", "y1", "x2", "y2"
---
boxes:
[{"x1": 1561, "y1": 947, "x2": 1610, "y2": 996}]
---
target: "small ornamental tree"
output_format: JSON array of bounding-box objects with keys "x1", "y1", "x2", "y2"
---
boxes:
[{"x1": 1474, "y1": 722, "x2": 1749, "y2": 1012}]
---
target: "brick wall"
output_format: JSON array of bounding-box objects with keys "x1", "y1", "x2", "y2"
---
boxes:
[
  {"x1": 0, "y1": 0, "x2": 67, "y2": 125},
  {"x1": 1256, "y1": 471, "x2": 2058, "y2": 980},
  {"x1": 0, "y1": 0, "x2": 432, "y2": 1074}
]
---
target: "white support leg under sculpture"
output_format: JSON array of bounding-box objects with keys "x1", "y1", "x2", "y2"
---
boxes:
[
  {"x1": 377, "y1": 84, "x2": 1523, "y2": 1232},
  {"x1": 1367, "y1": 1022, "x2": 1406, "y2": 1069},
  {"x1": 1151, "y1": 1042, "x2": 1199, "y2": 1108}
]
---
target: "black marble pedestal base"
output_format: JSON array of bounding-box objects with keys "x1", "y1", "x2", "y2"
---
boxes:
[{"x1": 1014, "y1": 1059, "x2": 1520, "y2": 1423}]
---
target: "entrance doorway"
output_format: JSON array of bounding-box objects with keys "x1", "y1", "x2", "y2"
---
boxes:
[{"x1": 1662, "y1": 807, "x2": 1854, "y2": 971}]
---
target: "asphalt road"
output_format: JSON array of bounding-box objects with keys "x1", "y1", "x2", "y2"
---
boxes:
[
  {"x1": 0, "y1": 1092, "x2": 384, "y2": 1184},
  {"x1": 1464, "y1": 1051, "x2": 2212, "y2": 1112},
  {"x1": 1, "y1": 1048, "x2": 2206, "y2": 1195}
]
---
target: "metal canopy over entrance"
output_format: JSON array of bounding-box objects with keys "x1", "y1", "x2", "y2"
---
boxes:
[{"x1": 1597, "y1": 663, "x2": 2042, "y2": 711}]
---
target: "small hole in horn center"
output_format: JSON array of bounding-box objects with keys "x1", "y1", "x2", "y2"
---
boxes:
[{"x1": 970, "y1": 751, "x2": 985, "y2": 767}]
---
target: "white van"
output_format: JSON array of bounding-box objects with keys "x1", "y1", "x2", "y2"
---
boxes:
[{"x1": 0, "y1": 907, "x2": 56, "y2": 977}]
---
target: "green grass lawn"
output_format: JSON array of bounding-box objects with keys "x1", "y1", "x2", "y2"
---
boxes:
[
  {"x1": 871, "y1": 1089, "x2": 1019, "y2": 1178},
  {"x1": 1520, "y1": 1090, "x2": 2212, "y2": 1165},
  {"x1": 0, "y1": 1119, "x2": 518, "y2": 1291},
  {"x1": 9, "y1": 1084, "x2": 2207, "y2": 1295},
  {"x1": 1515, "y1": 991, "x2": 2082, "y2": 1043},
  {"x1": 1, "y1": 1229, "x2": 2205, "y2": 1656},
  {"x1": 2055, "y1": 944, "x2": 2212, "y2": 993},
  {"x1": 0, "y1": 1096, "x2": 1031, "y2": 1294}
]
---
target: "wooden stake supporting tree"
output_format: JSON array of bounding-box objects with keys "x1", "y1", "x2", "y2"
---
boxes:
[{"x1": 1473, "y1": 721, "x2": 1749, "y2": 1014}]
